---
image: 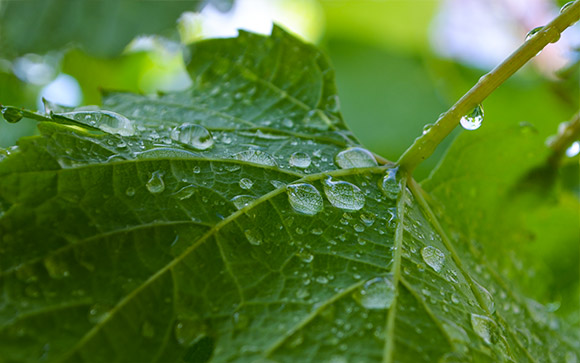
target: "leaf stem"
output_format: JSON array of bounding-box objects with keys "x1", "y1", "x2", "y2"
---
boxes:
[
  {"x1": 547, "y1": 110, "x2": 580, "y2": 167},
  {"x1": 397, "y1": 1, "x2": 580, "y2": 173}
]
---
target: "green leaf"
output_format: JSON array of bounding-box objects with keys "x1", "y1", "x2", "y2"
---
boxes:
[
  {"x1": 1, "y1": 27, "x2": 578, "y2": 362},
  {"x1": 0, "y1": 0, "x2": 201, "y2": 57}
]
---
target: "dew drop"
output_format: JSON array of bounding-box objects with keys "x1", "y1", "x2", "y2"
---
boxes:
[
  {"x1": 245, "y1": 229, "x2": 263, "y2": 246},
  {"x1": 352, "y1": 276, "x2": 395, "y2": 310},
  {"x1": 173, "y1": 185, "x2": 196, "y2": 200},
  {"x1": 125, "y1": 187, "x2": 136, "y2": 197},
  {"x1": 286, "y1": 183, "x2": 323, "y2": 215},
  {"x1": 231, "y1": 150, "x2": 277, "y2": 166},
  {"x1": 239, "y1": 178, "x2": 253, "y2": 190},
  {"x1": 360, "y1": 213, "x2": 376, "y2": 226},
  {"x1": 1, "y1": 107, "x2": 23, "y2": 123},
  {"x1": 525, "y1": 26, "x2": 543, "y2": 41},
  {"x1": 442, "y1": 321, "x2": 469, "y2": 343},
  {"x1": 297, "y1": 249, "x2": 314, "y2": 263},
  {"x1": 59, "y1": 110, "x2": 135, "y2": 136},
  {"x1": 296, "y1": 287, "x2": 310, "y2": 299},
  {"x1": 146, "y1": 171, "x2": 165, "y2": 194},
  {"x1": 421, "y1": 246, "x2": 445, "y2": 272},
  {"x1": 170, "y1": 123, "x2": 214, "y2": 150},
  {"x1": 323, "y1": 177, "x2": 365, "y2": 211},
  {"x1": 422, "y1": 123, "x2": 434, "y2": 135},
  {"x1": 460, "y1": 104, "x2": 484, "y2": 131},
  {"x1": 475, "y1": 281, "x2": 495, "y2": 314},
  {"x1": 561, "y1": 1, "x2": 575, "y2": 13},
  {"x1": 174, "y1": 320, "x2": 206, "y2": 346},
  {"x1": 470, "y1": 313, "x2": 497, "y2": 345},
  {"x1": 88, "y1": 303, "x2": 111, "y2": 324},
  {"x1": 193, "y1": 166, "x2": 201, "y2": 174},
  {"x1": 289, "y1": 152, "x2": 312, "y2": 168},
  {"x1": 381, "y1": 167, "x2": 400, "y2": 199},
  {"x1": 231, "y1": 195, "x2": 256, "y2": 210},
  {"x1": 316, "y1": 276, "x2": 329, "y2": 284},
  {"x1": 43, "y1": 255, "x2": 70, "y2": 279},
  {"x1": 335, "y1": 147, "x2": 378, "y2": 169}
]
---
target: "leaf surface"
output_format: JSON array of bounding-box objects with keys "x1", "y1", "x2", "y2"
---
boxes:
[{"x1": 0, "y1": 27, "x2": 578, "y2": 362}]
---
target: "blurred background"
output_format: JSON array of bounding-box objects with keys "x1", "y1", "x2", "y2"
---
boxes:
[{"x1": 0, "y1": 0, "x2": 578, "y2": 179}]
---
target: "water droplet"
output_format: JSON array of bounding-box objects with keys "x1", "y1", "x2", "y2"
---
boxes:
[
  {"x1": 146, "y1": 171, "x2": 165, "y2": 194},
  {"x1": 422, "y1": 123, "x2": 434, "y2": 135},
  {"x1": 245, "y1": 229, "x2": 263, "y2": 246},
  {"x1": 231, "y1": 195, "x2": 255, "y2": 210},
  {"x1": 316, "y1": 276, "x2": 329, "y2": 284},
  {"x1": 475, "y1": 281, "x2": 495, "y2": 314},
  {"x1": 561, "y1": 1, "x2": 575, "y2": 13},
  {"x1": 193, "y1": 166, "x2": 201, "y2": 174},
  {"x1": 421, "y1": 246, "x2": 445, "y2": 272},
  {"x1": 286, "y1": 183, "x2": 323, "y2": 215},
  {"x1": 470, "y1": 313, "x2": 497, "y2": 344},
  {"x1": 170, "y1": 123, "x2": 213, "y2": 150},
  {"x1": 238, "y1": 178, "x2": 253, "y2": 190},
  {"x1": 460, "y1": 104, "x2": 484, "y2": 131},
  {"x1": 354, "y1": 224, "x2": 365, "y2": 232},
  {"x1": 142, "y1": 321, "x2": 155, "y2": 338},
  {"x1": 1, "y1": 107, "x2": 23, "y2": 123},
  {"x1": 174, "y1": 319, "x2": 206, "y2": 346},
  {"x1": 381, "y1": 167, "x2": 400, "y2": 199},
  {"x1": 352, "y1": 276, "x2": 395, "y2": 310},
  {"x1": 125, "y1": 187, "x2": 136, "y2": 197},
  {"x1": 173, "y1": 185, "x2": 196, "y2": 200},
  {"x1": 231, "y1": 150, "x2": 277, "y2": 166},
  {"x1": 566, "y1": 141, "x2": 580, "y2": 157},
  {"x1": 360, "y1": 213, "x2": 375, "y2": 226},
  {"x1": 525, "y1": 26, "x2": 543, "y2": 41},
  {"x1": 323, "y1": 177, "x2": 365, "y2": 211},
  {"x1": 297, "y1": 249, "x2": 314, "y2": 263},
  {"x1": 335, "y1": 147, "x2": 378, "y2": 169},
  {"x1": 296, "y1": 287, "x2": 310, "y2": 299},
  {"x1": 289, "y1": 152, "x2": 312, "y2": 168},
  {"x1": 88, "y1": 303, "x2": 111, "y2": 324},
  {"x1": 43, "y1": 255, "x2": 70, "y2": 279},
  {"x1": 59, "y1": 110, "x2": 135, "y2": 136}
]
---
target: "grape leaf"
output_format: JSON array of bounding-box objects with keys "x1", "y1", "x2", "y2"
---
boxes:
[
  {"x1": 0, "y1": 27, "x2": 578, "y2": 363},
  {"x1": 0, "y1": 0, "x2": 201, "y2": 57}
]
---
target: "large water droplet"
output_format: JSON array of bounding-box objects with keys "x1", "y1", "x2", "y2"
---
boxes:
[
  {"x1": 335, "y1": 147, "x2": 378, "y2": 169},
  {"x1": 232, "y1": 150, "x2": 277, "y2": 166},
  {"x1": 1, "y1": 107, "x2": 24, "y2": 123},
  {"x1": 170, "y1": 123, "x2": 214, "y2": 150},
  {"x1": 239, "y1": 178, "x2": 253, "y2": 190},
  {"x1": 146, "y1": 171, "x2": 165, "y2": 194},
  {"x1": 353, "y1": 276, "x2": 395, "y2": 310},
  {"x1": 561, "y1": 1, "x2": 575, "y2": 13},
  {"x1": 59, "y1": 110, "x2": 135, "y2": 136},
  {"x1": 289, "y1": 152, "x2": 312, "y2": 168},
  {"x1": 231, "y1": 195, "x2": 256, "y2": 210},
  {"x1": 381, "y1": 167, "x2": 400, "y2": 199},
  {"x1": 525, "y1": 26, "x2": 543, "y2": 41},
  {"x1": 286, "y1": 183, "x2": 323, "y2": 215},
  {"x1": 470, "y1": 313, "x2": 497, "y2": 344},
  {"x1": 421, "y1": 246, "x2": 445, "y2": 272},
  {"x1": 323, "y1": 177, "x2": 365, "y2": 211},
  {"x1": 460, "y1": 105, "x2": 484, "y2": 131},
  {"x1": 174, "y1": 319, "x2": 206, "y2": 346},
  {"x1": 475, "y1": 281, "x2": 495, "y2": 314}
]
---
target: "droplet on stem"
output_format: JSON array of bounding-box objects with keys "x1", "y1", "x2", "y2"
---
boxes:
[{"x1": 460, "y1": 104, "x2": 484, "y2": 131}]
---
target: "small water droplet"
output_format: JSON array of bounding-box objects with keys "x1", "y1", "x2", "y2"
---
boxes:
[
  {"x1": 286, "y1": 183, "x2": 323, "y2": 215},
  {"x1": 239, "y1": 178, "x2": 253, "y2": 190},
  {"x1": 442, "y1": 321, "x2": 469, "y2": 343},
  {"x1": 193, "y1": 166, "x2": 201, "y2": 174},
  {"x1": 352, "y1": 276, "x2": 395, "y2": 310},
  {"x1": 43, "y1": 255, "x2": 70, "y2": 279},
  {"x1": 88, "y1": 303, "x2": 111, "y2": 324},
  {"x1": 171, "y1": 123, "x2": 214, "y2": 150},
  {"x1": 360, "y1": 213, "x2": 375, "y2": 226},
  {"x1": 289, "y1": 152, "x2": 312, "y2": 168},
  {"x1": 422, "y1": 123, "x2": 434, "y2": 135},
  {"x1": 421, "y1": 246, "x2": 445, "y2": 272},
  {"x1": 231, "y1": 150, "x2": 277, "y2": 166},
  {"x1": 470, "y1": 313, "x2": 497, "y2": 344},
  {"x1": 173, "y1": 185, "x2": 196, "y2": 200},
  {"x1": 561, "y1": 1, "x2": 575, "y2": 13},
  {"x1": 125, "y1": 187, "x2": 136, "y2": 197},
  {"x1": 460, "y1": 104, "x2": 484, "y2": 131},
  {"x1": 335, "y1": 147, "x2": 378, "y2": 169},
  {"x1": 146, "y1": 171, "x2": 165, "y2": 194},
  {"x1": 525, "y1": 26, "x2": 543, "y2": 41},
  {"x1": 323, "y1": 177, "x2": 365, "y2": 211},
  {"x1": 297, "y1": 249, "x2": 314, "y2": 263},
  {"x1": 381, "y1": 167, "x2": 400, "y2": 199},
  {"x1": 311, "y1": 228, "x2": 323, "y2": 235},
  {"x1": 231, "y1": 195, "x2": 255, "y2": 210},
  {"x1": 354, "y1": 224, "x2": 365, "y2": 232},
  {"x1": 232, "y1": 312, "x2": 250, "y2": 331},
  {"x1": 245, "y1": 229, "x2": 263, "y2": 246},
  {"x1": 174, "y1": 319, "x2": 206, "y2": 346},
  {"x1": 296, "y1": 287, "x2": 310, "y2": 299},
  {"x1": 316, "y1": 276, "x2": 329, "y2": 284}
]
